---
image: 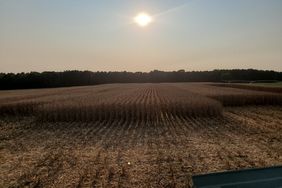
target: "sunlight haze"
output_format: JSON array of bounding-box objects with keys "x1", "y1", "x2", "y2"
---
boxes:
[{"x1": 0, "y1": 0, "x2": 282, "y2": 72}]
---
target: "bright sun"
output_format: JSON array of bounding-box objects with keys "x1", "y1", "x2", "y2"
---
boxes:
[{"x1": 134, "y1": 12, "x2": 152, "y2": 27}]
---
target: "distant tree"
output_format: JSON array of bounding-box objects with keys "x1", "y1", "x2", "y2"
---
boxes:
[
  {"x1": 0, "y1": 69, "x2": 281, "y2": 90},
  {"x1": 221, "y1": 72, "x2": 232, "y2": 81}
]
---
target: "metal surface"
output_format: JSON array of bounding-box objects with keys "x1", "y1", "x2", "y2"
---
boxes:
[{"x1": 192, "y1": 166, "x2": 282, "y2": 188}]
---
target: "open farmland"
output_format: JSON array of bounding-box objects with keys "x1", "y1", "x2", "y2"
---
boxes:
[
  {"x1": 210, "y1": 83, "x2": 282, "y2": 94},
  {"x1": 0, "y1": 83, "x2": 282, "y2": 187},
  {"x1": 173, "y1": 83, "x2": 282, "y2": 106},
  {"x1": 245, "y1": 82, "x2": 282, "y2": 88}
]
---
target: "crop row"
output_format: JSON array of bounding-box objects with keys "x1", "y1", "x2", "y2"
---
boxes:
[
  {"x1": 0, "y1": 84, "x2": 136, "y2": 116},
  {"x1": 1, "y1": 83, "x2": 281, "y2": 122},
  {"x1": 38, "y1": 84, "x2": 222, "y2": 122}
]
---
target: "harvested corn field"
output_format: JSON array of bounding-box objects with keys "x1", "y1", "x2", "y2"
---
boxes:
[{"x1": 0, "y1": 83, "x2": 282, "y2": 187}]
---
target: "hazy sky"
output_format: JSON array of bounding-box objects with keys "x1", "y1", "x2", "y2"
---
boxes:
[{"x1": 0, "y1": 0, "x2": 282, "y2": 73}]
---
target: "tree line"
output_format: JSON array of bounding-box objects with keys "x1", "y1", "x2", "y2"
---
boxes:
[{"x1": 0, "y1": 69, "x2": 281, "y2": 90}]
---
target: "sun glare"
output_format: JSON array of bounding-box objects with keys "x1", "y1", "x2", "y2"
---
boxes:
[{"x1": 134, "y1": 12, "x2": 152, "y2": 27}]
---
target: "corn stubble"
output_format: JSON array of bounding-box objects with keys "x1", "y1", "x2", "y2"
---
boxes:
[{"x1": 1, "y1": 106, "x2": 282, "y2": 187}]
